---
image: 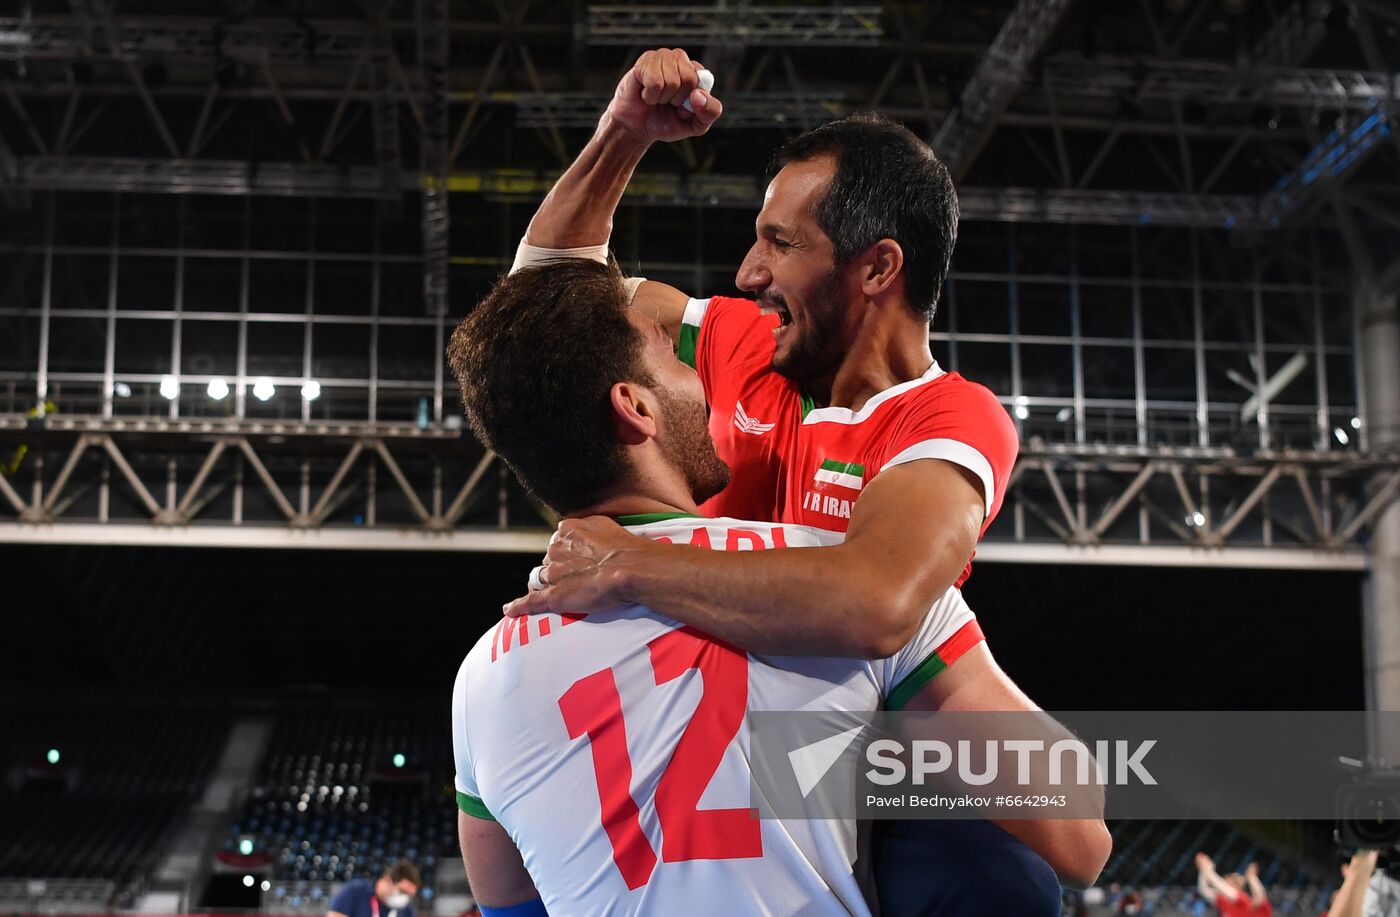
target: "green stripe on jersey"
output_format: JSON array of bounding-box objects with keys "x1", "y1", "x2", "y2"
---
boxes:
[
  {"x1": 819, "y1": 459, "x2": 865, "y2": 476},
  {"x1": 615, "y1": 511, "x2": 703, "y2": 526},
  {"x1": 884, "y1": 651, "x2": 948, "y2": 712},
  {"x1": 677, "y1": 322, "x2": 700, "y2": 370},
  {"x1": 456, "y1": 791, "x2": 495, "y2": 821}
]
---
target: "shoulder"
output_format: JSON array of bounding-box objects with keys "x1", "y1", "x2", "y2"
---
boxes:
[{"x1": 907, "y1": 370, "x2": 1007, "y2": 415}]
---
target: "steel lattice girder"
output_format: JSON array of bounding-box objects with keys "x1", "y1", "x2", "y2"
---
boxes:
[
  {"x1": 514, "y1": 92, "x2": 848, "y2": 130},
  {"x1": 1007, "y1": 442, "x2": 1400, "y2": 558},
  {"x1": 0, "y1": 17, "x2": 372, "y2": 64},
  {"x1": 11, "y1": 156, "x2": 396, "y2": 197},
  {"x1": 0, "y1": 419, "x2": 1394, "y2": 566},
  {"x1": 1040, "y1": 57, "x2": 1400, "y2": 111},
  {"x1": 583, "y1": 5, "x2": 884, "y2": 46},
  {"x1": 934, "y1": 0, "x2": 1074, "y2": 178},
  {"x1": 0, "y1": 159, "x2": 1275, "y2": 227}
]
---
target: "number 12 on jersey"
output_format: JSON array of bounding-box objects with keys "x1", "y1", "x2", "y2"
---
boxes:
[{"x1": 557, "y1": 627, "x2": 763, "y2": 890}]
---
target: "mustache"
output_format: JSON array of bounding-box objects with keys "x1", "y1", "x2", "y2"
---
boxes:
[{"x1": 759, "y1": 291, "x2": 789, "y2": 310}]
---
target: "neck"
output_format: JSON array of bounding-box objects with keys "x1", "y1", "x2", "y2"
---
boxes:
[
  {"x1": 573, "y1": 493, "x2": 700, "y2": 521},
  {"x1": 570, "y1": 459, "x2": 702, "y2": 521},
  {"x1": 805, "y1": 298, "x2": 934, "y2": 411}
]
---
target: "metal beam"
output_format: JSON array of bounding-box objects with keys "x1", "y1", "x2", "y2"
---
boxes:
[
  {"x1": 0, "y1": 521, "x2": 1369, "y2": 568},
  {"x1": 933, "y1": 0, "x2": 1074, "y2": 179},
  {"x1": 0, "y1": 521, "x2": 552, "y2": 553},
  {"x1": 583, "y1": 5, "x2": 883, "y2": 46},
  {"x1": 1263, "y1": 102, "x2": 1395, "y2": 221},
  {"x1": 440, "y1": 169, "x2": 1269, "y2": 227},
  {"x1": 10, "y1": 156, "x2": 395, "y2": 198},
  {"x1": 416, "y1": 0, "x2": 449, "y2": 316},
  {"x1": 514, "y1": 91, "x2": 848, "y2": 130},
  {"x1": 0, "y1": 16, "x2": 372, "y2": 64},
  {"x1": 974, "y1": 541, "x2": 1367, "y2": 570},
  {"x1": 1040, "y1": 57, "x2": 1400, "y2": 111}
]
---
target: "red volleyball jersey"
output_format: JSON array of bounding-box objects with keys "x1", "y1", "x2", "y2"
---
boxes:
[{"x1": 679, "y1": 295, "x2": 1019, "y2": 589}]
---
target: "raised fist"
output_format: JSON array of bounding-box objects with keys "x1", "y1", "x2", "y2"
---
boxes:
[{"x1": 607, "y1": 48, "x2": 723, "y2": 144}]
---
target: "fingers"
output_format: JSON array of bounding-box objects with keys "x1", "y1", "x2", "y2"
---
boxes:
[
  {"x1": 688, "y1": 88, "x2": 723, "y2": 133},
  {"x1": 636, "y1": 48, "x2": 700, "y2": 107},
  {"x1": 503, "y1": 590, "x2": 551, "y2": 617}
]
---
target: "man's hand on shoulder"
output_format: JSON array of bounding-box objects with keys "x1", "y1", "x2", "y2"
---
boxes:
[
  {"x1": 606, "y1": 48, "x2": 723, "y2": 145},
  {"x1": 504, "y1": 516, "x2": 658, "y2": 618}
]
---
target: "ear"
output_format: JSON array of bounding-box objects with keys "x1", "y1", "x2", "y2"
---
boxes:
[
  {"x1": 859, "y1": 238, "x2": 905, "y2": 299},
  {"x1": 609, "y1": 381, "x2": 658, "y2": 445}
]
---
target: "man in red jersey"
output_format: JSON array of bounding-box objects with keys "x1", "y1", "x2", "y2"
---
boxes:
[
  {"x1": 500, "y1": 47, "x2": 1109, "y2": 911},
  {"x1": 1197, "y1": 855, "x2": 1274, "y2": 916}
]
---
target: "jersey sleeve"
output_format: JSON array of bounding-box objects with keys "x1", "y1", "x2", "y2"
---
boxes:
[
  {"x1": 451, "y1": 654, "x2": 494, "y2": 821},
  {"x1": 678, "y1": 295, "x2": 777, "y2": 397},
  {"x1": 879, "y1": 376, "x2": 1019, "y2": 525},
  {"x1": 878, "y1": 588, "x2": 984, "y2": 711}
]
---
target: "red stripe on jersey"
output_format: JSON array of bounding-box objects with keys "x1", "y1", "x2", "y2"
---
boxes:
[{"x1": 935, "y1": 618, "x2": 985, "y2": 667}]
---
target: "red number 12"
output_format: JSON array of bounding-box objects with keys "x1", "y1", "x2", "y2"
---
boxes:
[{"x1": 557, "y1": 627, "x2": 762, "y2": 890}]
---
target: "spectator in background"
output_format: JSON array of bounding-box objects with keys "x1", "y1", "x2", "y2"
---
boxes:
[
  {"x1": 1196, "y1": 853, "x2": 1272, "y2": 916},
  {"x1": 327, "y1": 860, "x2": 420, "y2": 917}
]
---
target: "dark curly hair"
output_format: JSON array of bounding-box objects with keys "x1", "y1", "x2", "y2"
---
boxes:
[{"x1": 447, "y1": 261, "x2": 653, "y2": 515}]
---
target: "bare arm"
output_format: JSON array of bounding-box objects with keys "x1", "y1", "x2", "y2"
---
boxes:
[
  {"x1": 505, "y1": 460, "x2": 983, "y2": 659},
  {"x1": 458, "y1": 812, "x2": 540, "y2": 910},
  {"x1": 908, "y1": 644, "x2": 1111, "y2": 889},
  {"x1": 1245, "y1": 862, "x2": 1268, "y2": 905},
  {"x1": 1195, "y1": 853, "x2": 1241, "y2": 900},
  {"x1": 1332, "y1": 850, "x2": 1379, "y2": 917},
  {"x1": 519, "y1": 49, "x2": 718, "y2": 338}
]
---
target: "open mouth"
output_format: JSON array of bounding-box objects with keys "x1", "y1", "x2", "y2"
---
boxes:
[{"x1": 759, "y1": 301, "x2": 793, "y2": 327}]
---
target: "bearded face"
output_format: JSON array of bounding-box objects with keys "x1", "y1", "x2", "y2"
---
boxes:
[{"x1": 656, "y1": 387, "x2": 730, "y2": 505}]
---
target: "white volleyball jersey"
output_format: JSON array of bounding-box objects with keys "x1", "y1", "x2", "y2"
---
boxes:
[{"x1": 452, "y1": 514, "x2": 980, "y2": 917}]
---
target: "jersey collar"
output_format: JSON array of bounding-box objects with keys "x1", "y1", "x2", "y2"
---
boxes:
[
  {"x1": 801, "y1": 360, "x2": 944, "y2": 426},
  {"x1": 614, "y1": 511, "x2": 704, "y2": 526}
]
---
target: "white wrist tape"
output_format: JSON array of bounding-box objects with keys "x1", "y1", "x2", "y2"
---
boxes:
[
  {"x1": 510, "y1": 239, "x2": 610, "y2": 274},
  {"x1": 510, "y1": 239, "x2": 645, "y2": 304},
  {"x1": 622, "y1": 276, "x2": 646, "y2": 303}
]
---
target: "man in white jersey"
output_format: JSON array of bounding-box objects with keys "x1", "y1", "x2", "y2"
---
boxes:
[{"x1": 446, "y1": 260, "x2": 1071, "y2": 915}]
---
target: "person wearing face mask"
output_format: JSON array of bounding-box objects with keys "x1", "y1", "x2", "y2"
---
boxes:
[{"x1": 327, "y1": 860, "x2": 420, "y2": 917}]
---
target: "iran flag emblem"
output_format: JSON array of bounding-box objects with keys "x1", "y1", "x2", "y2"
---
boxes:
[{"x1": 813, "y1": 459, "x2": 865, "y2": 493}]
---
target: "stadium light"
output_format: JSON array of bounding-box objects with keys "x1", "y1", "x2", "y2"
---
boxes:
[
  {"x1": 301, "y1": 380, "x2": 322, "y2": 401},
  {"x1": 242, "y1": 875, "x2": 254, "y2": 888},
  {"x1": 392, "y1": 753, "x2": 406, "y2": 768},
  {"x1": 1351, "y1": 416, "x2": 1362, "y2": 430},
  {"x1": 113, "y1": 382, "x2": 132, "y2": 398},
  {"x1": 159, "y1": 375, "x2": 179, "y2": 400},
  {"x1": 252, "y1": 378, "x2": 275, "y2": 402},
  {"x1": 1055, "y1": 407, "x2": 1073, "y2": 422},
  {"x1": 238, "y1": 838, "x2": 254, "y2": 856},
  {"x1": 46, "y1": 748, "x2": 60, "y2": 765},
  {"x1": 1014, "y1": 405, "x2": 1030, "y2": 420},
  {"x1": 261, "y1": 881, "x2": 271, "y2": 892},
  {"x1": 207, "y1": 378, "x2": 230, "y2": 401},
  {"x1": 1187, "y1": 512, "x2": 1206, "y2": 527},
  {"x1": 1334, "y1": 427, "x2": 1350, "y2": 446}
]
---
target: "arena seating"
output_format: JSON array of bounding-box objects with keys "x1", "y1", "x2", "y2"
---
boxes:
[
  {"x1": 224, "y1": 707, "x2": 457, "y2": 911},
  {"x1": 0, "y1": 701, "x2": 227, "y2": 904}
]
